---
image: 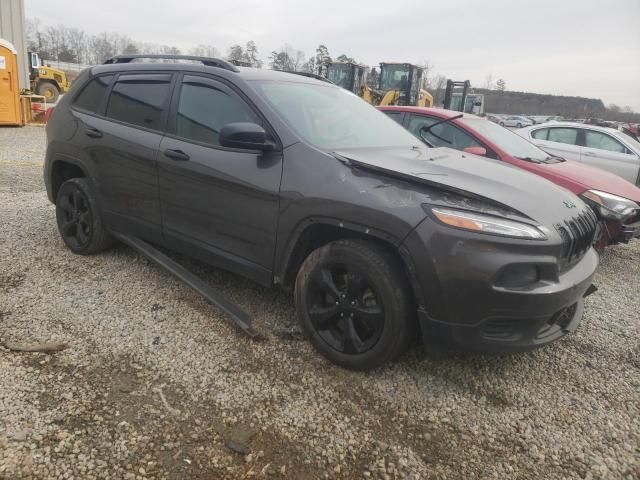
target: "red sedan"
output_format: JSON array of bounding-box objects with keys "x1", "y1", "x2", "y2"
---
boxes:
[{"x1": 379, "y1": 106, "x2": 640, "y2": 250}]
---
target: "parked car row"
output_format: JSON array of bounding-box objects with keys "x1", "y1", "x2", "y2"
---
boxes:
[
  {"x1": 381, "y1": 107, "x2": 640, "y2": 250},
  {"x1": 43, "y1": 55, "x2": 637, "y2": 370}
]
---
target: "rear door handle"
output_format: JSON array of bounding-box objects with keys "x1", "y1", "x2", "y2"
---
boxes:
[
  {"x1": 85, "y1": 127, "x2": 102, "y2": 138},
  {"x1": 163, "y1": 149, "x2": 190, "y2": 161},
  {"x1": 583, "y1": 151, "x2": 596, "y2": 157}
]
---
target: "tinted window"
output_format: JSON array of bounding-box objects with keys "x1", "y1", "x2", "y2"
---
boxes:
[
  {"x1": 531, "y1": 128, "x2": 548, "y2": 140},
  {"x1": 74, "y1": 75, "x2": 113, "y2": 113},
  {"x1": 547, "y1": 128, "x2": 578, "y2": 145},
  {"x1": 176, "y1": 77, "x2": 258, "y2": 146},
  {"x1": 584, "y1": 130, "x2": 627, "y2": 153},
  {"x1": 105, "y1": 74, "x2": 172, "y2": 130},
  {"x1": 407, "y1": 115, "x2": 481, "y2": 150},
  {"x1": 384, "y1": 112, "x2": 403, "y2": 124}
]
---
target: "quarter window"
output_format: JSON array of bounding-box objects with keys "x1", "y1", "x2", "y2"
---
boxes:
[
  {"x1": 73, "y1": 75, "x2": 113, "y2": 113},
  {"x1": 583, "y1": 130, "x2": 627, "y2": 153},
  {"x1": 531, "y1": 128, "x2": 548, "y2": 140},
  {"x1": 105, "y1": 74, "x2": 172, "y2": 130},
  {"x1": 383, "y1": 112, "x2": 403, "y2": 124},
  {"x1": 547, "y1": 128, "x2": 578, "y2": 145},
  {"x1": 176, "y1": 76, "x2": 258, "y2": 147}
]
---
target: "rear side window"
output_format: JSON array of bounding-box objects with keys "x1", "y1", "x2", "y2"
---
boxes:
[
  {"x1": 105, "y1": 74, "x2": 172, "y2": 130},
  {"x1": 531, "y1": 128, "x2": 548, "y2": 140},
  {"x1": 547, "y1": 128, "x2": 578, "y2": 145},
  {"x1": 383, "y1": 112, "x2": 403, "y2": 124},
  {"x1": 73, "y1": 75, "x2": 113, "y2": 113},
  {"x1": 407, "y1": 114, "x2": 481, "y2": 150},
  {"x1": 175, "y1": 76, "x2": 258, "y2": 147}
]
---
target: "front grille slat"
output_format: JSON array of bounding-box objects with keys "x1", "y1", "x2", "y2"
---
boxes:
[{"x1": 556, "y1": 209, "x2": 597, "y2": 265}]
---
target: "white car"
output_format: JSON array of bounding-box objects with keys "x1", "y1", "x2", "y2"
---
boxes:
[
  {"x1": 500, "y1": 115, "x2": 533, "y2": 128},
  {"x1": 517, "y1": 122, "x2": 640, "y2": 185}
]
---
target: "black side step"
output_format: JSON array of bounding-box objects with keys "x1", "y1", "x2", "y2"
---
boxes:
[{"x1": 113, "y1": 233, "x2": 259, "y2": 338}]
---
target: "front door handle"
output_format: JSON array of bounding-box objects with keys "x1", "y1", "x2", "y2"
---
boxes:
[
  {"x1": 163, "y1": 149, "x2": 190, "y2": 161},
  {"x1": 85, "y1": 127, "x2": 103, "y2": 138}
]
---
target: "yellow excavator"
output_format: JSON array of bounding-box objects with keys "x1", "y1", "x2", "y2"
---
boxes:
[{"x1": 325, "y1": 61, "x2": 433, "y2": 107}]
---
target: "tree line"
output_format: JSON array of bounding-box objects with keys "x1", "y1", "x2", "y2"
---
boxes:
[{"x1": 25, "y1": 19, "x2": 636, "y2": 118}]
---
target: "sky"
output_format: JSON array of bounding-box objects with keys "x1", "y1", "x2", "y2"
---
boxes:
[{"x1": 25, "y1": 0, "x2": 640, "y2": 111}]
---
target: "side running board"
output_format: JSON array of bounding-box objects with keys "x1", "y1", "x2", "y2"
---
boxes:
[{"x1": 113, "y1": 233, "x2": 259, "y2": 338}]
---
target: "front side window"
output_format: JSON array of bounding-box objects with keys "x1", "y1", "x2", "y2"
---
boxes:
[
  {"x1": 583, "y1": 130, "x2": 627, "y2": 153},
  {"x1": 407, "y1": 115, "x2": 481, "y2": 150},
  {"x1": 384, "y1": 112, "x2": 403, "y2": 124},
  {"x1": 547, "y1": 128, "x2": 578, "y2": 145},
  {"x1": 74, "y1": 75, "x2": 113, "y2": 113},
  {"x1": 175, "y1": 76, "x2": 258, "y2": 147},
  {"x1": 105, "y1": 74, "x2": 172, "y2": 130}
]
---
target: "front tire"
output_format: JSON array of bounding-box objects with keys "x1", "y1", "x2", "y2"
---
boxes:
[
  {"x1": 55, "y1": 178, "x2": 113, "y2": 255},
  {"x1": 517, "y1": 122, "x2": 523, "y2": 128},
  {"x1": 294, "y1": 239, "x2": 414, "y2": 371},
  {"x1": 37, "y1": 81, "x2": 60, "y2": 103},
  {"x1": 500, "y1": 121, "x2": 505, "y2": 127}
]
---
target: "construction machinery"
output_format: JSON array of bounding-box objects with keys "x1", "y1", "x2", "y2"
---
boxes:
[
  {"x1": 443, "y1": 79, "x2": 485, "y2": 115},
  {"x1": 367, "y1": 62, "x2": 433, "y2": 107},
  {"x1": 325, "y1": 61, "x2": 368, "y2": 96},
  {"x1": 28, "y1": 51, "x2": 70, "y2": 103},
  {"x1": 324, "y1": 61, "x2": 433, "y2": 107}
]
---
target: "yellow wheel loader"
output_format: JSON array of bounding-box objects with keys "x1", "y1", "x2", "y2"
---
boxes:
[
  {"x1": 28, "y1": 52, "x2": 70, "y2": 103},
  {"x1": 371, "y1": 62, "x2": 433, "y2": 107}
]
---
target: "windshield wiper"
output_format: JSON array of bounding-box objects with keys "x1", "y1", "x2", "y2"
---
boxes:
[
  {"x1": 514, "y1": 156, "x2": 543, "y2": 164},
  {"x1": 419, "y1": 114, "x2": 463, "y2": 146}
]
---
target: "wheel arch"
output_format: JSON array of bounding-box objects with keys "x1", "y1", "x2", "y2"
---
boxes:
[
  {"x1": 50, "y1": 157, "x2": 88, "y2": 201},
  {"x1": 276, "y1": 218, "x2": 426, "y2": 311}
]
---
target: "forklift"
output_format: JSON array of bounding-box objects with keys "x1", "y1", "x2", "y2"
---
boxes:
[{"x1": 443, "y1": 79, "x2": 484, "y2": 114}]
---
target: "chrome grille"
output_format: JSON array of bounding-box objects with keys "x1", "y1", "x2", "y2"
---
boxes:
[{"x1": 556, "y1": 209, "x2": 598, "y2": 262}]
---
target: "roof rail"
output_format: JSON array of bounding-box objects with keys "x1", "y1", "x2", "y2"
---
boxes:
[
  {"x1": 103, "y1": 54, "x2": 239, "y2": 72},
  {"x1": 287, "y1": 71, "x2": 334, "y2": 84}
]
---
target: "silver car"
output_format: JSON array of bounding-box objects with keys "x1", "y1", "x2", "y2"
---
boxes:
[
  {"x1": 500, "y1": 115, "x2": 533, "y2": 128},
  {"x1": 517, "y1": 122, "x2": 640, "y2": 185}
]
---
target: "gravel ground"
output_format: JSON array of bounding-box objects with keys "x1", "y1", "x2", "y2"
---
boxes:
[{"x1": 1, "y1": 126, "x2": 639, "y2": 480}]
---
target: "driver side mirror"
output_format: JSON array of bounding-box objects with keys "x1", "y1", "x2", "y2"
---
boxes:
[
  {"x1": 219, "y1": 123, "x2": 275, "y2": 151},
  {"x1": 463, "y1": 146, "x2": 487, "y2": 157}
]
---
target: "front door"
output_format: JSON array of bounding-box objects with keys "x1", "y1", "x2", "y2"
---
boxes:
[{"x1": 158, "y1": 74, "x2": 283, "y2": 285}]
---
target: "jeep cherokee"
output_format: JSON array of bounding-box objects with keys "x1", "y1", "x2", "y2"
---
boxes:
[{"x1": 44, "y1": 55, "x2": 598, "y2": 370}]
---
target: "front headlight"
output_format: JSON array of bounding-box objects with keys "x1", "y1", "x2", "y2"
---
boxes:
[
  {"x1": 431, "y1": 207, "x2": 547, "y2": 240},
  {"x1": 581, "y1": 190, "x2": 640, "y2": 221}
]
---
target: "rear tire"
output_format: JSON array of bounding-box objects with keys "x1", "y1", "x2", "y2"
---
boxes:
[
  {"x1": 36, "y1": 82, "x2": 59, "y2": 103},
  {"x1": 294, "y1": 239, "x2": 414, "y2": 371},
  {"x1": 500, "y1": 121, "x2": 505, "y2": 127},
  {"x1": 517, "y1": 122, "x2": 523, "y2": 128},
  {"x1": 55, "y1": 178, "x2": 113, "y2": 255}
]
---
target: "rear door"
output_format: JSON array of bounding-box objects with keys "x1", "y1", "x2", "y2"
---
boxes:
[
  {"x1": 157, "y1": 74, "x2": 283, "y2": 285},
  {"x1": 580, "y1": 129, "x2": 640, "y2": 183},
  {"x1": 530, "y1": 126, "x2": 581, "y2": 162},
  {"x1": 90, "y1": 72, "x2": 173, "y2": 241}
]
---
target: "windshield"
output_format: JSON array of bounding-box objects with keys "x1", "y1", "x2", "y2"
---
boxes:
[
  {"x1": 254, "y1": 81, "x2": 421, "y2": 150},
  {"x1": 460, "y1": 117, "x2": 554, "y2": 161},
  {"x1": 379, "y1": 65, "x2": 410, "y2": 91},
  {"x1": 327, "y1": 64, "x2": 353, "y2": 90}
]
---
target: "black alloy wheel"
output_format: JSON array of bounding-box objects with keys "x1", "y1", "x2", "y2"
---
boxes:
[{"x1": 306, "y1": 264, "x2": 384, "y2": 354}]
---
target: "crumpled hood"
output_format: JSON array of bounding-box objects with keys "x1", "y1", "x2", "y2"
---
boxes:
[
  {"x1": 543, "y1": 160, "x2": 640, "y2": 203},
  {"x1": 334, "y1": 146, "x2": 591, "y2": 227}
]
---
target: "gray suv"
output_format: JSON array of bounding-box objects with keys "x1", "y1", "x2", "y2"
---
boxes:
[{"x1": 44, "y1": 55, "x2": 598, "y2": 370}]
